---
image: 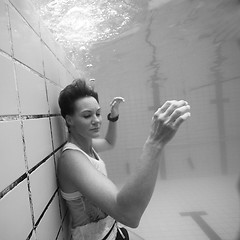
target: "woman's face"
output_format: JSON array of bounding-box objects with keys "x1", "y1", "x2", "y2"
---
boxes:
[{"x1": 68, "y1": 96, "x2": 102, "y2": 139}]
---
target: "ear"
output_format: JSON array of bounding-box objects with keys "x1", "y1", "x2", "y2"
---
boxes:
[{"x1": 65, "y1": 115, "x2": 74, "y2": 127}]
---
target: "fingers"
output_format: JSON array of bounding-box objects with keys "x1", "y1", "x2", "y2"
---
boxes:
[
  {"x1": 153, "y1": 100, "x2": 188, "y2": 120},
  {"x1": 110, "y1": 97, "x2": 125, "y2": 107},
  {"x1": 152, "y1": 99, "x2": 190, "y2": 126},
  {"x1": 167, "y1": 104, "x2": 190, "y2": 123},
  {"x1": 158, "y1": 100, "x2": 172, "y2": 113},
  {"x1": 149, "y1": 100, "x2": 191, "y2": 146},
  {"x1": 152, "y1": 101, "x2": 171, "y2": 119},
  {"x1": 164, "y1": 100, "x2": 188, "y2": 116},
  {"x1": 173, "y1": 112, "x2": 191, "y2": 129}
]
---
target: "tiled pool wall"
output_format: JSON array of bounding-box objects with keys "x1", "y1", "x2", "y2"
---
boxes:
[
  {"x1": 90, "y1": 0, "x2": 240, "y2": 184},
  {"x1": 0, "y1": 0, "x2": 80, "y2": 239}
]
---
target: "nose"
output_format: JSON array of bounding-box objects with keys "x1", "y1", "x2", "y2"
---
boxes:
[{"x1": 92, "y1": 114, "x2": 100, "y2": 125}]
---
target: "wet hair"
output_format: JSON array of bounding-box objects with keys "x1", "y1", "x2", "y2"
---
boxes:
[{"x1": 58, "y1": 78, "x2": 99, "y2": 120}]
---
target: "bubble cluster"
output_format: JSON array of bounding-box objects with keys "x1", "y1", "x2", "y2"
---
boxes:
[{"x1": 32, "y1": 0, "x2": 147, "y2": 70}]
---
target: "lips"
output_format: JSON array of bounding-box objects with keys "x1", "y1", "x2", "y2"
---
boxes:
[{"x1": 91, "y1": 127, "x2": 100, "y2": 131}]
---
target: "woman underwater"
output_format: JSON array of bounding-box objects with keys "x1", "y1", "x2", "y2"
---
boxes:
[{"x1": 57, "y1": 79, "x2": 191, "y2": 240}]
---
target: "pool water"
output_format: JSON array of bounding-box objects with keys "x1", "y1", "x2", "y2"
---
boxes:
[{"x1": 32, "y1": 0, "x2": 240, "y2": 239}]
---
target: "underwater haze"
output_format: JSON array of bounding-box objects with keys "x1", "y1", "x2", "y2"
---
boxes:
[{"x1": 32, "y1": 0, "x2": 240, "y2": 239}]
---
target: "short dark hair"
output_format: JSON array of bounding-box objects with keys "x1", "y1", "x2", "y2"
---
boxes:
[{"x1": 58, "y1": 78, "x2": 99, "y2": 119}]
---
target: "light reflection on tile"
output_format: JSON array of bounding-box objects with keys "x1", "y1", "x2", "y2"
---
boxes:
[
  {"x1": 9, "y1": 6, "x2": 43, "y2": 74},
  {"x1": 0, "y1": 1, "x2": 11, "y2": 54}
]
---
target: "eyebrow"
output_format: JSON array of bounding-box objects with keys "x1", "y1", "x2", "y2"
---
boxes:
[{"x1": 80, "y1": 108, "x2": 101, "y2": 113}]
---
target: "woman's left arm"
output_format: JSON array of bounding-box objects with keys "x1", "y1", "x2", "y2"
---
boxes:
[{"x1": 93, "y1": 97, "x2": 125, "y2": 152}]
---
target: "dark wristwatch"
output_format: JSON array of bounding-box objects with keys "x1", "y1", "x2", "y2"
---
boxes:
[{"x1": 107, "y1": 113, "x2": 119, "y2": 122}]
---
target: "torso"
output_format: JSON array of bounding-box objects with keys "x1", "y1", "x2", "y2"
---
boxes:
[
  {"x1": 57, "y1": 142, "x2": 119, "y2": 239},
  {"x1": 57, "y1": 142, "x2": 103, "y2": 194}
]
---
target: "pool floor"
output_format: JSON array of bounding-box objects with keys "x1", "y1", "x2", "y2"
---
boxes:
[{"x1": 128, "y1": 175, "x2": 240, "y2": 240}]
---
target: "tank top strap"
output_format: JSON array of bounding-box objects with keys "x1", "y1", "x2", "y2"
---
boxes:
[
  {"x1": 62, "y1": 142, "x2": 90, "y2": 158},
  {"x1": 61, "y1": 142, "x2": 101, "y2": 164},
  {"x1": 61, "y1": 142, "x2": 108, "y2": 176}
]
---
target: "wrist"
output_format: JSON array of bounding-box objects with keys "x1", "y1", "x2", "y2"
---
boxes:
[
  {"x1": 144, "y1": 137, "x2": 164, "y2": 151},
  {"x1": 142, "y1": 141, "x2": 163, "y2": 160},
  {"x1": 107, "y1": 113, "x2": 119, "y2": 122},
  {"x1": 109, "y1": 113, "x2": 118, "y2": 118}
]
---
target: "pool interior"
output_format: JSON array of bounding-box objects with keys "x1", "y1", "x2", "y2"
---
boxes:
[{"x1": 0, "y1": 0, "x2": 240, "y2": 239}]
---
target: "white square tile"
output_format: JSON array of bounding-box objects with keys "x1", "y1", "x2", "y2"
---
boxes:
[
  {"x1": 63, "y1": 57, "x2": 79, "y2": 79},
  {"x1": 0, "y1": 120, "x2": 25, "y2": 191},
  {"x1": 58, "y1": 63, "x2": 69, "y2": 88},
  {"x1": 9, "y1": 7, "x2": 43, "y2": 74},
  {"x1": 40, "y1": 24, "x2": 66, "y2": 69},
  {"x1": 42, "y1": 44, "x2": 60, "y2": 84},
  {"x1": 16, "y1": 64, "x2": 49, "y2": 115},
  {"x1": 0, "y1": 180, "x2": 33, "y2": 240},
  {"x1": 47, "y1": 81, "x2": 61, "y2": 114},
  {"x1": 36, "y1": 195, "x2": 62, "y2": 240},
  {"x1": 59, "y1": 69, "x2": 74, "y2": 87},
  {"x1": 23, "y1": 118, "x2": 52, "y2": 169},
  {"x1": 55, "y1": 44, "x2": 68, "y2": 69},
  {"x1": 50, "y1": 116, "x2": 67, "y2": 150},
  {"x1": 8, "y1": 0, "x2": 40, "y2": 34},
  {"x1": 0, "y1": 1, "x2": 11, "y2": 54},
  {"x1": 0, "y1": 55, "x2": 18, "y2": 115},
  {"x1": 29, "y1": 156, "x2": 57, "y2": 220},
  {"x1": 40, "y1": 21, "x2": 57, "y2": 55}
]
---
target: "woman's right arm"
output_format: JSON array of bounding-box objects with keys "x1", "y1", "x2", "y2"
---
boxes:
[{"x1": 58, "y1": 100, "x2": 190, "y2": 228}]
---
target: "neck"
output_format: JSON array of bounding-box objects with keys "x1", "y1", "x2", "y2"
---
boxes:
[{"x1": 68, "y1": 131, "x2": 92, "y2": 155}]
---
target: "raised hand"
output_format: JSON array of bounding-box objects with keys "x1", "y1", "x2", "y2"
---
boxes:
[
  {"x1": 109, "y1": 97, "x2": 125, "y2": 118},
  {"x1": 147, "y1": 100, "x2": 191, "y2": 148}
]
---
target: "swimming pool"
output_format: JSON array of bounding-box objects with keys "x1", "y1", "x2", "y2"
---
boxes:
[{"x1": 1, "y1": 0, "x2": 240, "y2": 239}]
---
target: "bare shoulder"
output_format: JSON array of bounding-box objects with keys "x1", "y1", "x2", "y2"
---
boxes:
[
  {"x1": 57, "y1": 149, "x2": 90, "y2": 191},
  {"x1": 57, "y1": 149, "x2": 88, "y2": 175}
]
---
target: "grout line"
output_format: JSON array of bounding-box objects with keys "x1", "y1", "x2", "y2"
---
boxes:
[
  {"x1": 0, "y1": 1, "x2": 77, "y2": 84},
  {"x1": 7, "y1": 0, "x2": 36, "y2": 229},
  {"x1": 26, "y1": 188, "x2": 59, "y2": 240},
  {"x1": 7, "y1": 0, "x2": 41, "y2": 37},
  {"x1": 34, "y1": 188, "x2": 59, "y2": 228},
  {"x1": 13, "y1": 57, "x2": 61, "y2": 87},
  {"x1": 55, "y1": 225, "x2": 63, "y2": 240},
  {"x1": 0, "y1": 47, "x2": 63, "y2": 89},
  {"x1": 28, "y1": 143, "x2": 65, "y2": 175},
  {"x1": 7, "y1": 0, "x2": 76, "y2": 80},
  {"x1": 0, "y1": 173, "x2": 27, "y2": 199},
  {"x1": 3, "y1": 3, "x2": 73, "y2": 240},
  {"x1": 22, "y1": 113, "x2": 61, "y2": 120},
  {"x1": 26, "y1": 229, "x2": 34, "y2": 240},
  {"x1": 0, "y1": 47, "x2": 12, "y2": 59},
  {"x1": 42, "y1": 37, "x2": 65, "y2": 225},
  {"x1": 0, "y1": 142, "x2": 65, "y2": 200},
  {"x1": 0, "y1": 113, "x2": 61, "y2": 122},
  {"x1": 55, "y1": 209, "x2": 69, "y2": 240},
  {"x1": 0, "y1": 114, "x2": 19, "y2": 121},
  {"x1": 40, "y1": 38, "x2": 76, "y2": 81}
]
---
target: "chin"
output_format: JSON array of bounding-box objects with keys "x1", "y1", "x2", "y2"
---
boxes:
[{"x1": 91, "y1": 132, "x2": 100, "y2": 138}]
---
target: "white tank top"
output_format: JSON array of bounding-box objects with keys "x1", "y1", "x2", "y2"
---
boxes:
[{"x1": 59, "y1": 142, "x2": 118, "y2": 240}]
